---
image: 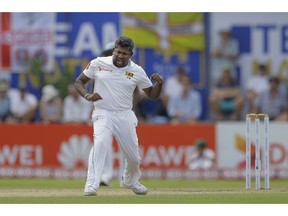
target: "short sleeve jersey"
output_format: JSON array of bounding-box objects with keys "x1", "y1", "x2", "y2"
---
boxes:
[{"x1": 83, "y1": 56, "x2": 153, "y2": 111}]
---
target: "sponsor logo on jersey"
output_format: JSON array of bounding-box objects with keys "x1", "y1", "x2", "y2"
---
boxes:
[
  {"x1": 125, "y1": 71, "x2": 134, "y2": 79},
  {"x1": 98, "y1": 67, "x2": 113, "y2": 72}
]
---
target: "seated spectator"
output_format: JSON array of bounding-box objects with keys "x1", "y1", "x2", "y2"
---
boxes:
[
  {"x1": 209, "y1": 66, "x2": 244, "y2": 121},
  {"x1": 252, "y1": 76, "x2": 288, "y2": 121},
  {"x1": 188, "y1": 139, "x2": 216, "y2": 170},
  {"x1": 100, "y1": 42, "x2": 114, "y2": 57},
  {"x1": 162, "y1": 66, "x2": 186, "y2": 108},
  {"x1": 62, "y1": 84, "x2": 92, "y2": 124},
  {"x1": 133, "y1": 87, "x2": 169, "y2": 124},
  {"x1": 0, "y1": 80, "x2": 11, "y2": 122},
  {"x1": 145, "y1": 66, "x2": 187, "y2": 124},
  {"x1": 167, "y1": 75, "x2": 202, "y2": 124},
  {"x1": 39, "y1": 84, "x2": 63, "y2": 123},
  {"x1": 210, "y1": 28, "x2": 239, "y2": 85},
  {"x1": 9, "y1": 83, "x2": 38, "y2": 123},
  {"x1": 246, "y1": 64, "x2": 270, "y2": 112}
]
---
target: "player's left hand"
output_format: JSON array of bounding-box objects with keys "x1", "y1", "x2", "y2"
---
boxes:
[
  {"x1": 150, "y1": 73, "x2": 163, "y2": 85},
  {"x1": 85, "y1": 92, "x2": 103, "y2": 102}
]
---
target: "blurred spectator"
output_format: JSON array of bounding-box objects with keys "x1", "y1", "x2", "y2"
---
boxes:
[
  {"x1": 135, "y1": 88, "x2": 169, "y2": 124},
  {"x1": 39, "y1": 84, "x2": 63, "y2": 123},
  {"x1": 148, "y1": 66, "x2": 188, "y2": 124},
  {"x1": 9, "y1": 84, "x2": 38, "y2": 123},
  {"x1": 0, "y1": 80, "x2": 11, "y2": 122},
  {"x1": 252, "y1": 76, "x2": 288, "y2": 121},
  {"x1": 167, "y1": 75, "x2": 202, "y2": 124},
  {"x1": 188, "y1": 139, "x2": 216, "y2": 170},
  {"x1": 8, "y1": 83, "x2": 38, "y2": 123},
  {"x1": 209, "y1": 66, "x2": 244, "y2": 121},
  {"x1": 100, "y1": 42, "x2": 114, "y2": 57},
  {"x1": 245, "y1": 64, "x2": 270, "y2": 112},
  {"x1": 162, "y1": 66, "x2": 186, "y2": 108},
  {"x1": 62, "y1": 84, "x2": 92, "y2": 124},
  {"x1": 211, "y1": 28, "x2": 239, "y2": 85}
]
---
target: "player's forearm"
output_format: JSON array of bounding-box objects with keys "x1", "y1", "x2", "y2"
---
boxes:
[
  {"x1": 147, "y1": 83, "x2": 162, "y2": 100},
  {"x1": 146, "y1": 73, "x2": 163, "y2": 100},
  {"x1": 75, "y1": 78, "x2": 89, "y2": 98}
]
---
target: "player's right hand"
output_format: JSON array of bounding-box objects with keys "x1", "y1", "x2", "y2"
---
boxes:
[{"x1": 85, "y1": 93, "x2": 103, "y2": 102}]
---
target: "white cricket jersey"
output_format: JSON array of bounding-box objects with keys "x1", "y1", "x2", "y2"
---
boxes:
[{"x1": 83, "y1": 56, "x2": 153, "y2": 111}]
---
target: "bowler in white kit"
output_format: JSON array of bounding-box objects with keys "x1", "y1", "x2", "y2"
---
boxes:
[{"x1": 75, "y1": 36, "x2": 163, "y2": 196}]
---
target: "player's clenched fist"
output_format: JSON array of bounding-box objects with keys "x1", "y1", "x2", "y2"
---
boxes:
[
  {"x1": 84, "y1": 93, "x2": 103, "y2": 102},
  {"x1": 150, "y1": 73, "x2": 163, "y2": 85}
]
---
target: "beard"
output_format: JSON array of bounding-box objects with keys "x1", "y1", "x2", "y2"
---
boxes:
[{"x1": 113, "y1": 56, "x2": 128, "y2": 68}]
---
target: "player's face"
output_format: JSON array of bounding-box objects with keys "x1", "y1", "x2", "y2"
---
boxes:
[{"x1": 112, "y1": 46, "x2": 132, "y2": 68}]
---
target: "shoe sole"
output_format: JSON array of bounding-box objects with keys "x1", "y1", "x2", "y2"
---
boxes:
[
  {"x1": 121, "y1": 182, "x2": 148, "y2": 195},
  {"x1": 84, "y1": 192, "x2": 97, "y2": 196},
  {"x1": 133, "y1": 190, "x2": 148, "y2": 195}
]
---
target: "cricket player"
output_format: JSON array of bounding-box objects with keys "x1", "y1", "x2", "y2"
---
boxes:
[{"x1": 75, "y1": 36, "x2": 163, "y2": 196}]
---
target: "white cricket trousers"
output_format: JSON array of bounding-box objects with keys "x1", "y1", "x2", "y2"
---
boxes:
[
  {"x1": 84, "y1": 108, "x2": 141, "y2": 192},
  {"x1": 101, "y1": 140, "x2": 125, "y2": 182},
  {"x1": 100, "y1": 139, "x2": 113, "y2": 183}
]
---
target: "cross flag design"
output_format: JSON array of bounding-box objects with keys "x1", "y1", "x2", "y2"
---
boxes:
[
  {"x1": 0, "y1": 12, "x2": 55, "y2": 72},
  {"x1": 122, "y1": 12, "x2": 205, "y2": 52}
]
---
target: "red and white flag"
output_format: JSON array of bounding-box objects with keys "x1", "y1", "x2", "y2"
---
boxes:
[{"x1": 0, "y1": 12, "x2": 55, "y2": 72}]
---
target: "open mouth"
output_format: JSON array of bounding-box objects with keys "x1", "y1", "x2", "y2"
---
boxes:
[{"x1": 117, "y1": 59, "x2": 124, "y2": 65}]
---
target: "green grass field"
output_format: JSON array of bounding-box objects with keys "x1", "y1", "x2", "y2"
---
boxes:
[{"x1": 0, "y1": 178, "x2": 288, "y2": 204}]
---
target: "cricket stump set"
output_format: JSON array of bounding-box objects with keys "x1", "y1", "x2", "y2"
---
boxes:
[{"x1": 245, "y1": 113, "x2": 270, "y2": 190}]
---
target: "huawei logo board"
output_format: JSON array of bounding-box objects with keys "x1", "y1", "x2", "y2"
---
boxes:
[{"x1": 57, "y1": 135, "x2": 93, "y2": 168}]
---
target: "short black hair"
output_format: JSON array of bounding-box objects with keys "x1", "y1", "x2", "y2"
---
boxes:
[
  {"x1": 195, "y1": 139, "x2": 207, "y2": 150},
  {"x1": 259, "y1": 64, "x2": 267, "y2": 70},
  {"x1": 114, "y1": 36, "x2": 134, "y2": 55}
]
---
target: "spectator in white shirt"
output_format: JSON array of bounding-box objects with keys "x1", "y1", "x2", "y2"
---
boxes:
[
  {"x1": 62, "y1": 84, "x2": 92, "y2": 124},
  {"x1": 253, "y1": 76, "x2": 288, "y2": 121},
  {"x1": 9, "y1": 84, "x2": 38, "y2": 123},
  {"x1": 167, "y1": 75, "x2": 202, "y2": 124},
  {"x1": 39, "y1": 84, "x2": 63, "y2": 123},
  {"x1": 188, "y1": 139, "x2": 216, "y2": 170},
  {"x1": 246, "y1": 64, "x2": 270, "y2": 112},
  {"x1": 162, "y1": 66, "x2": 186, "y2": 108},
  {"x1": 211, "y1": 28, "x2": 239, "y2": 85}
]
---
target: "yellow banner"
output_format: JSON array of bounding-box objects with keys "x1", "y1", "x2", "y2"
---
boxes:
[{"x1": 122, "y1": 12, "x2": 205, "y2": 52}]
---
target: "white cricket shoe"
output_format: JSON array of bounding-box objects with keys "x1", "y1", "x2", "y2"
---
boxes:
[
  {"x1": 120, "y1": 181, "x2": 148, "y2": 195},
  {"x1": 84, "y1": 186, "x2": 97, "y2": 196},
  {"x1": 131, "y1": 182, "x2": 148, "y2": 195}
]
